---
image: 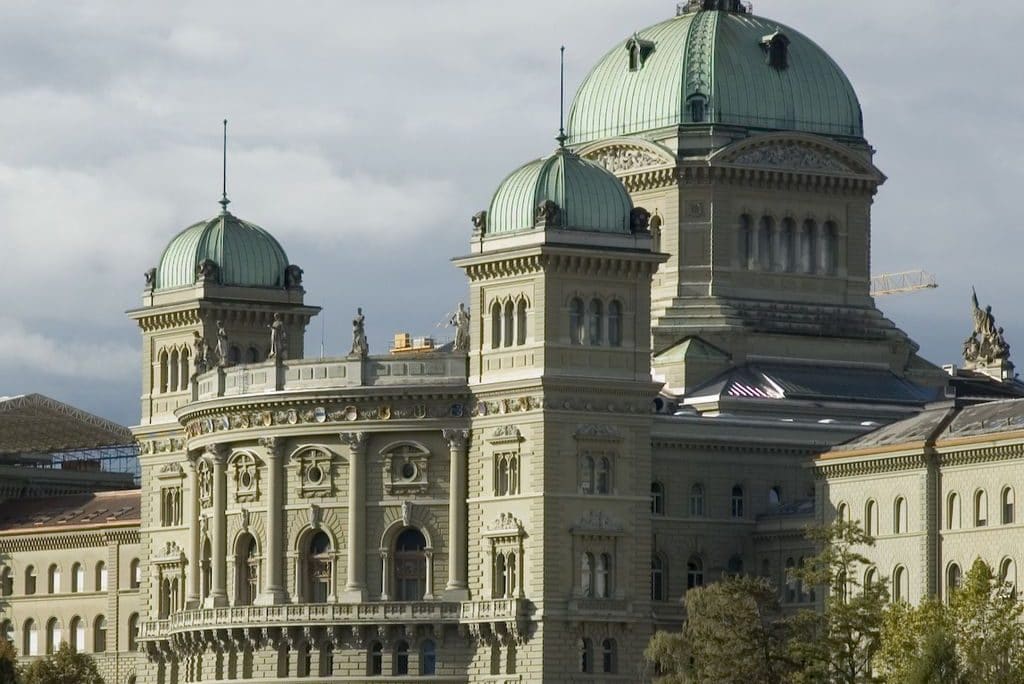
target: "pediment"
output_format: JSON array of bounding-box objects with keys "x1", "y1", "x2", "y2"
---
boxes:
[
  {"x1": 712, "y1": 134, "x2": 882, "y2": 179},
  {"x1": 577, "y1": 138, "x2": 677, "y2": 174}
]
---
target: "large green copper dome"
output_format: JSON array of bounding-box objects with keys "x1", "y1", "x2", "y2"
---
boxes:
[
  {"x1": 567, "y1": 4, "x2": 863, "y2": 144},
  {"x1": 486, "y1": 148, "x2": 633, "y2": 235},
  {"x1": 155, "y1": 209, "x2": 289, "y2": 290}
]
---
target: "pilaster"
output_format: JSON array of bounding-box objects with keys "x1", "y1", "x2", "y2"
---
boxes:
[{"x1": 340, "y1": 431, "x2": 368, "y2": 601}]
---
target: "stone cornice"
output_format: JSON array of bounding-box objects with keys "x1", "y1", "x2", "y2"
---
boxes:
[
  {"x1": 814, "y1": 452, "x2": 929, "y2": 479},
  {"x1": 939, "y1": 442, "x2": 1024, "y2": 469},
  {"x1": 0, "y1": 526, "x2": 139, "y2": 552},
  {"x1": 651, "y1": 437, "x2": 811, "y2": 457}
]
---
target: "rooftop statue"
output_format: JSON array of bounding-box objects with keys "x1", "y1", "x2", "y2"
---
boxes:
[
  {"x1": 215, "y1": 321, "x2": 229, "y2": 367},
  {"x1": 450, "y1": 303, "x2": 471, "y2": 352},
  {"x1": 964, "y1": 289, "x2": 1011, "y2": 366},
  {"x1": 350, "y1": 307, "x2": 369, "y2": 357},
  {"x1": 268, "y1": 313, "x2": 287, "y2": 362},
  {"x1": 192, "y1": 331, "x2": 209, "y2": 376}
]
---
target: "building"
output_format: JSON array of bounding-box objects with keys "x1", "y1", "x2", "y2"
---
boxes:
[{"x1": 2, "y1": 1, "x2": 1011, "y2": 682}]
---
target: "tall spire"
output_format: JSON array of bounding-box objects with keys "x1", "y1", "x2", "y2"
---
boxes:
[
  {"x1": 219, "y1": 118, "x2": 230, "y2": 214},
  {"x1": 557, "y1": 46, "x2": 568, "y2": 148}
]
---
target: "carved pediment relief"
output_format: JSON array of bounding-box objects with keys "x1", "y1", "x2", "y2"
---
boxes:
[
  {"x1": 489, "y1": 513, "x2": 524, "y2": 534},
  {"x1": 578, "y1": 139, "x2": 676, "y2": 175},
  {"x1": 153, "y1": 541, "x2": 185, "y2": 564},
  {"x1": 714, "y1": 136, "x2": 877, "y2": 177},
  {"x1": 156, "y1": 462, "x2": 185, "y2": 480},
  {"x1": 571, "y1": 510, "x2": 624, "y2": 535},
  {"x1": 574, "y1": 424, "x2": 622, "y2": 442}
]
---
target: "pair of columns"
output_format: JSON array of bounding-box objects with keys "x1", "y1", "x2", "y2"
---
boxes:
[{"x1": 185, "y1": 428, "x2": 470, "y2": 608}]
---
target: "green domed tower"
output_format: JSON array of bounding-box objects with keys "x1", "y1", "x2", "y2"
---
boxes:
[
  {"x1": 563, "y1": 0, "x2": 940, "y2": 392},
  {"x1": 129, "y1": 199, "x2": 319, "y2": 427}
]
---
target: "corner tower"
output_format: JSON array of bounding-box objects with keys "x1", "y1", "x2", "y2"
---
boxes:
[
  {"x1": 567, "y1": 1, "x2": 940, "y2": 392},
  {"x1": 455, "y1": 146, "x2": 666, "y2": 679}
]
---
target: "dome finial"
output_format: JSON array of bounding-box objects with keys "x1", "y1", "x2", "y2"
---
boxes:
[
  {"x1": 219, "y1": 118, "x2": 230, "y2": 214},
  {"x1": 556, "y1": 46, "x2": 568, "y2": 148}
]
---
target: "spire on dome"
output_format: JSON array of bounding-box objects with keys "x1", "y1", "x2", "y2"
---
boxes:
[{"x1": 219, "y1": 119, "x2": 230, "y2": 214}]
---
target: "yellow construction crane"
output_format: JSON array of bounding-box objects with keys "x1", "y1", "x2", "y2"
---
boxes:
[{"x1": 870, "y1": 270, "x2": 938, "y2": 297}]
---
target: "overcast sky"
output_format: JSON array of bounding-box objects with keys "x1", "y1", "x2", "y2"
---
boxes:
[{"x1": 1, "y1": 1, "x2": 1022, "y2": 427}]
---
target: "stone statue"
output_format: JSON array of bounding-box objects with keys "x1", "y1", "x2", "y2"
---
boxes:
[
  {"x1": 192, "y1": 331, "x2": 209, "y2": 375},
  {"x1": 630, "y1": 206, "x2": 651, "y2": 233},
  {"x1": 535, "y1": 199, "x2": 561, "y2": 227},
  {"x1": 964, "y1": 289, "x2": 1011, "y2": 365},
  {"x1": 471, "y1": 211, "x2": 487, "y2": 235},
  {"x1": 197, "y1": 259, "x2": 219, "y2": 283},
  {"x1": 350, "y1": 307, "x2": 369, "y2": 357},
  {"x1": 450, "y1": 303, "x2": 471, "y2": 351},
  {"x1": 144, "y1": 268, "x2": 157, "y2": 290},
  {"x1": 215, "y1": 321, "x2": 229, "y2": 367},
  {"x1": 285, "y1": 264, "x2": 304, "y2": 289},
  {"x1": 268, "y1": 313, "x2": 287, "y2": 361}
]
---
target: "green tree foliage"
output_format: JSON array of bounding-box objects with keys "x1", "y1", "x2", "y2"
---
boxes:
[
  {"x1": 787, "y1": 519, "x2": 888, "y2": 684},
  {"x1": 645, "y1": 630, "x2": 691, "y2": 684},
  {"x1": 875, "y1": 598, "x2": 954, "y2": 682},
  {"x1": 0, "y1": 638, "x2": 21, "y2": 684},
  {"x1": 21, "y1": 643, "x2": 103, "y2": 684}
]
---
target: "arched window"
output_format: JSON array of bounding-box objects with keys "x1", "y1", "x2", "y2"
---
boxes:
[
  {"x1": 228, "y1": 345, "x2": 241, "y2": 365},
  {"x1": 503, "y1": 301, "x2": 514, "y2": 348},
  {"x1": 1004, "y1": 487, "x2": 1015, "y2": 525},
  {"x1": 420, "y1": 639, "x2": 437, "y2": 676},
  {"x1": 651, "y1": 482, "x2": 665, "y2": 515},
  {"x1": 768, "y1": 486, "x2": 782, "y2": 506},
  {"x1": 96, "y1": 561, "x2": 107, "y2": 592},
  {"x1": 823, "y1": 221, "x2": 839, "y2": 275},
  {"x1": 689, "y1": 483, "x2": 705, "y2": 517},
  {"x1": 93, "y1": 615, "x2": 107, "y2": 653},
  {"x1": 159, "y1": 349, "x2": 169, "y2": 393},
  {"x1": 516, "y1": 299, "x2": 527, "y2": 346},
  {"x1": 508, "y1": 456, "x2": 519, "y2": 495},
  {"x1": 246, "y1": 346, "x2": 260, "y2": 363},
  {"x1": 306, "y1": 531, "x2": 332, "y2": 603},
  {"x1": 200, "y1": 538, "x2": 212, "y2": 599},
  {"x1": 179, "y1": 347, "x2": 190, "y2": 390},
  {"x1": 130, "y1": 558, "x2": 141, "y2": 589},
  {"x1": 48, "y1": 563, "x2": 60, "y2": 594},
  {"x1": 23, "y1": 619, "x2": 37, "y2": 657},
  {"x1": 865, "y1": 567, "x2": 878, "y2": 589},
  {"x1": 70, "y1": 616, "x2": 84, "y2": 652},
  {"x1": 45, "y1": 617, "x2": 60, "y2": 655},
  {"x1": 686, "y1": 557, "x2": 703, "y2": 590},
  {"x1": 369, "y1": 641, "x2": 383, "y2": 676},
  {"x1": 894, "y1": 497, "x2": 908, "y2": 534},
  {"x1": 236, "y1": 533, "x2": 259, "y2": 606},
  {"x1": 864, "y1": 500, "x2": 878, "y2": 537},
  {"x1": 1000, "y1": 558, "x2": 1017, "y2": 593},
  {"x1": 128, "y1": 613, "x2": 139, "y2": 652},
  {"x1": 579, "y1": 638, "x2": 593, "y2": 673},
  {"x1": 567, "y1": 298, "x2": 585, "y2": 345},
  {"x1": 975, "y1": 490, "x2": 989, "y2": 527},
  {"x1": 595, "y1": 457, "x2": 611, "y2": 494},
  {"x1": 394, "y1": 529, "x2": 427, "y2": 601},
  {"x1": 757, "y1": 216, "x2": 774, "y2": 270},
  {"x1": 394, "y1": 640, "x2": 410, "y2": 676},
  {"x1": 893, "y1": 566, "x2": 908, "y2": 603},
  {"x1": 506, "y1": 552, "x2": 517, "y2": 598},
  {"x1": 836, "y1": 501, "x2": 848, "y2": 522},
  {"x1": 169, "y1": 348, "x2": 179, "y2": 393},
  {"x1": 25, "y1": 565, "x2": 36, "y2": 595},
  {"x1": 71, "y1": 562, "x2": 83, "y2": 593},
  {"x1": 0, "y1": 568, "x2": 10, "y2": 597},
  {"x1": 727, "y1": 555, "x2": 744, "y2": 576},
  {"x1": 947, "y1": 492, "x2": 961, "y2": 530},
  {"x1": 581, "y1": 553, "x2": 594, "y2": 597},
  {"x1": 588, "y1": 299, "x2": 603, "y2": 346},
  {"x1": 493, "y1": 553, "x2": 507, "y2": 599},
  {"x1": 159, "y1": 579, "x2": 171, "y2": 618},
  {"x1": 651, "y1": 555, "x2": 665, "y2": 601},
  {"x1": 596, "y1": 553, "x2": 612, "y2": 598},
  {"x1": 780, "y1": 218, "x2": 796, "y2": 272},
  {"x1": 0, "y1": 620, "x2": 10, "y2": 645},
  {"x1": 738, "y1": 215, "x2": 753, "y2": 269},
  {"x1": 607, "y1": 301, "x2": 622, "y2": 347},
  {"x1": 581, "y1": 455, "x2": 595, "y2": 494},
  {"x1": 491, "y1": 301, "x2": 502, "y2": 349},
  {"x1": 602, "y1": 639, "x2": 617, "y2": 673},
  {"x1": 731, "y1": 485, "x2": 744, "y2": 518},
  {"x1": 800, "y1": 219, "x2": 817, "y2": 274},
  {"x1": 946, "y1": 563, "x2": 962, "y2": 601}
]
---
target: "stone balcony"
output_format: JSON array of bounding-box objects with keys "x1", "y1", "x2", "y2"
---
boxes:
[{"x1": 140, "y1": 599, "x2": 526, "y2": 640}]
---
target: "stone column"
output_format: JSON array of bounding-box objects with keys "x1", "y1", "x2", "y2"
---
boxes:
[
  {"x1": 770, "y1": 222, "x2": 782, "y2": 272},
  {"x1": 257, "y1": 437, "x2": 288, "y2": 604},
  {"x1": 379, "y1": 551, "x2": 391, "y2": 601},
  {"x1": 186, "y1": 451, "x2": 202, "y2": 608},
  {"x1": 209, "y1": 444, "x2": 229, "y2": 607},
  {"x1": 442, "y1": 429, "x2": 470, "y2": 599},
  {"x1": 815, "y1": 222, "x2": 827, "y2": 274},
  {"x1": 423, "y1": 549, "x2": 435, "y2": 600},
  {"x1": 340, "y1": 432, "x2": 368, "y2": 601}
]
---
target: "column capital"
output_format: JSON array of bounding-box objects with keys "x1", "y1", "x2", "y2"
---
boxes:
[
  {"x1": 205, "y1": 443, "x2": 229, "y2": 465},
  {"x1": 442, "y1": 428, "x2": 470, "y2": 452},
  {"x1": 339, "y1": 431, "x2": 369, "y2": 456},
  {"x1": 258, "y1": 436, "x2": 285, "y2": 458}
]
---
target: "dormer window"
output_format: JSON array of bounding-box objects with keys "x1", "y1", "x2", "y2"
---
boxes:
[
  {"x1": 687, "y1": 93, "x2": 707, "y2": 123},
  {"x1": 625, "y1": 34, "x2": 655, "y2": 72},
  {"x1": 761, "y1": 31, "x2": 791, "y2": 70}
]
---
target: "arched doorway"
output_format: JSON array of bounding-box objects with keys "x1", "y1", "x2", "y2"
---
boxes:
[
  {"x1": 235, "y1": 534, "x2": 259, "y2": 606},
  {"x1": 305, "y1": 531, "x2": 332, "y2": 603},
  {"x1": 394, "y1": 529, "x2": 427, "y2": 601}
]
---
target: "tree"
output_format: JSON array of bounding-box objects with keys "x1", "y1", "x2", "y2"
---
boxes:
[
  {"x1": 788, "y1": 519, "x2": 888, "y2": 684},
  {"x1": 875, "y1": 598, "x2": 958, "y2": 683},
  {"x1": 948, "y1": 558, "x2": 1024, "y2": 683},
  {"x1": 0, "y1": 638, "x2": 21, "y2": 684},
  {"x1": 21, "y1": 643, "x2": 103, "y2": 684},
  {"x1": 645, "y1": 575, "x2": 795, "y2": 684}
]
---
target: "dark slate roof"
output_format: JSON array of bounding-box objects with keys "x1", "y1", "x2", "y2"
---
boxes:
[
  {"x1": 0, "y1": 490, "x2": 140, "y2": 533},
  {"x1": 830, "y1": 406, "x2": 954, "y2": 452},
  {"x1": 943, "y1": 399, "x2": 1024, "y2": 440},
  {"x1": 690, "y1": 362, "x2": 938, "y2": 405}
]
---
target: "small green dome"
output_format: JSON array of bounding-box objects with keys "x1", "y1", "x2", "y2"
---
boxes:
[
  {"x1": 568, "y1": 5, "x2": 863, "y2": 145},
  {"x1": 486, "y1": 148, "x2": 633, "y2": 235},
  {"x1": 155, "y1": 209, "x2": 289, "y2": 290}
]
